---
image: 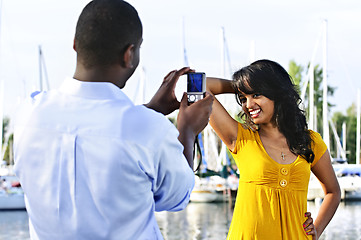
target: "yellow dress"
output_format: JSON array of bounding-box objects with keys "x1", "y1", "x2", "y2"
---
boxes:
[{"x1": 227, "y1": 123, "x2": 327, "y2": 240}]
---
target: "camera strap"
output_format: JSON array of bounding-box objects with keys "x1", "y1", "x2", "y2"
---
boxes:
[{"x1": 193, "y1": 135, "x2": 202, "y2": 172}]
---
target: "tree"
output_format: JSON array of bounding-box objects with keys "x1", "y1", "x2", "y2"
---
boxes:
[
  {"x1": 2, "y1": 117, "x2": 13, "y2": 165},
  {"x1": 288, "y1": 60, "x2": 337, "y2": 155},
  {"x1": 3, "y1": 133, "x2": 13, "y2": 165},
  {"x1": 288, "y1": 60, "x2": 303, "y2": 92},
  {"x1": 2, "y1": 117, "x2": 10, "y2": 146},
  {"x1": 332, "y1": 105, "x2": 357, "y2": 163}
]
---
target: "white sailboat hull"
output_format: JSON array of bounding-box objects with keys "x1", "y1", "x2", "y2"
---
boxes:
[
  {"x1": 0, "y1": 193, "x2": 25, "y2": 210},
  {"x1": 308, "y1": 164, "x2": 361, "y2": 201}
]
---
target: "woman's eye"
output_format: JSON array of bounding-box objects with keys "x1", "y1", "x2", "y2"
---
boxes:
[
  {"x1": 239, "y1": 97, "x2": 246, "y2": 104},
  {"x1": 253, "y1": 93, "x2": 261, "y2": 98}
]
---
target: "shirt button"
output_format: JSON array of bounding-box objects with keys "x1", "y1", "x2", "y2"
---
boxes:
[
  {"x1": 280, "y1": 179, "x2": 288, "y2": 187},
  {"x1": 280, "y1": 168, "x2": 289, "y2": 175}
]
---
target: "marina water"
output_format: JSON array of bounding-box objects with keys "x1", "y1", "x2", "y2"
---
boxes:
[{"x1": 1, "y1": 201, "x2": 361, "y2": 240}]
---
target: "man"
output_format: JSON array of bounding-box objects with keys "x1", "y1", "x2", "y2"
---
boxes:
[{"x1": 14, "y1": 1, "x2": 213, "y2": 239}]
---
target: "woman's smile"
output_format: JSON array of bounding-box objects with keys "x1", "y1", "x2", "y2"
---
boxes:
[{"x1": 249, "y1": 108, "x2": 261, "y2": 118}]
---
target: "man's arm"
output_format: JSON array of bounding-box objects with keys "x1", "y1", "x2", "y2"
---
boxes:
[
  {"x1": 145, "y1": 67, "x2": 214, "y2": 169},
  {"x1": 177, "y1": 92, "x2": 213, "y2": 168}
]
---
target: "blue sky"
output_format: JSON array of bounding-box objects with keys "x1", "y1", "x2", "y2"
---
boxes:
[{"x1": 1, "y1": 0, "x2": 361, "y2": 124}]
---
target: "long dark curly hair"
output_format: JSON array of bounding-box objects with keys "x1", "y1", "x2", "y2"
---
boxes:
[{"x1": 232, "y1": 59, "x2": 315, "y2": 163}]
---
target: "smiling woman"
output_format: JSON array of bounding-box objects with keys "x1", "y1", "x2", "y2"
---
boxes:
[
  {"x1": 237, "y1": 93, "x2": 275, "y2": 125},
  {"x1": 206, "y1": 59, "x2": 341, "y2": 240}
]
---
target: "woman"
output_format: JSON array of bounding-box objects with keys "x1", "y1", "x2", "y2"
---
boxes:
[{"x1": 207, "y1": 59, "x2": 341, "y2": 240}]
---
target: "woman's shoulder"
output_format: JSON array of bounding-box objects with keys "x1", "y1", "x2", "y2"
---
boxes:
[
  {"x1": 231, "y1": 122, "x2": 259, "y2": 154},
  {"x1": 237, "y1": 122, "x2": 258, "y2": 137},
  {"x1": 307, "y1": 129, "x2": 328, "y2": 167},
  {"x1": 308, "y1": 129, "x2": 324, "y2": 144}
]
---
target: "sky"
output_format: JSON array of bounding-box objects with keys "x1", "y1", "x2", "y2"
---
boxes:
[{"x1": 1, "y1": 0, "x2": 361, "y2": 126}]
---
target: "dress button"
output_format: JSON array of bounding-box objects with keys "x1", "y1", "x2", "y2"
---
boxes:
[
  {"x1": 280, "y1": 179, "x2": 288, "y2": 187},
  {"x1": 280, "y1": 167, "x2": 289, "y2": 175}
]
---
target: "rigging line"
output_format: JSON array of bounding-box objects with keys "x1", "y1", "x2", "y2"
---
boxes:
[
  {"x1": 39, "y1": 46, "x2": 43, "y2": 91},
  {"x1": 41, "y1": 50, "x2": 50, "y2": 90},
  {"x1": 0, "y1": 0, "x2": 2, "y2": 44},
  {"x1": 222, "y1": 27, "x2": 232, "y2": 77},
  {"x1": 182, "y1": 17, "x2": 189, "y2": 67},
  {"x1": 39, "y1": 46, "x2": 50, "y2": 91},
  {"x1": 329, "y1": 118, "x2": 347, "y2": 160},
  {"x1": 0, "y1": 0, "x2": 3, "y2": 68},
  {"x1": 300, "y1": 26, "x2": 323, "y2": 102},
  {"x1": 333, "y1": 42, "x2": 357, "y2": 97},
  {"x1": 220, "y1": 26, "x2": 232, "y2": 78}
]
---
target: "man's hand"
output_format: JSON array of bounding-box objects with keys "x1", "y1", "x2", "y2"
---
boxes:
[
  {"x1": 177, "y1": 92, "x2": 214, "y2": 138},
  {"x1": 177, "y1": 92, "x2": 214, "y2": 168},
  {"x1": 144, "y1": 67, "x2": 193, "y2": 115}
]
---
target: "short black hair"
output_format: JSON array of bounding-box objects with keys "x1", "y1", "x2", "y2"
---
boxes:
[{"x1": 74, "y1": 0, "x2": 142, "y2": 68}]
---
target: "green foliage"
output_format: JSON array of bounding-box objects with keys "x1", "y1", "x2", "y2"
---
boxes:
[
  {"x1": 288, "y1": 60, "x2": 338, "y2": 157},
  {"x1": 3, "y1": 133, "x2": 13, "y2": 165},
  {"x1": 332, "y1": 105, "x2": 357, "y2": 163},
  {"x1": 2, "y1": 117, "x2": 10, "y2": 145},
  {"x1": 2, "y1": 117, "x2": 14, "y2": 165},
  {"x1": 288, "y1": 60, "x2": 303, "y2": 92}
]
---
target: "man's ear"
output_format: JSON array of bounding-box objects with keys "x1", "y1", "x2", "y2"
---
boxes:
[
  {"x1": 122, "y1": 44, "x2": 134, "y2": 68},
  {"x1": 73, "y1": 38, "x2": 77, "y2": 52}
]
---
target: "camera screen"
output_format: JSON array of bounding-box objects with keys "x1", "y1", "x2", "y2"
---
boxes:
[{"x1": 187, "y1": 73, "x2": 203, "y2": 93}]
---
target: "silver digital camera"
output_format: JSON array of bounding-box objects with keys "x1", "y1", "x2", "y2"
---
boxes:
[{"x1": 187, "y1": 72, "x2": 206, "y2": 103}]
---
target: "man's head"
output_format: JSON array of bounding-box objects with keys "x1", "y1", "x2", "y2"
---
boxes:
[{"x1": 74, "y1": 0, "x2": 142, "y2": 70}]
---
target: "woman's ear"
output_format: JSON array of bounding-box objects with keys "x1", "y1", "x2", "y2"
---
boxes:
[{"x1": 122, "y1": 44, "x2": 135, "y2": 68}]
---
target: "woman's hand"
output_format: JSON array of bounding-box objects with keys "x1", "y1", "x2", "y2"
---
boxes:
[{"x1": 304, "y1": 212, "x2": 318, "y2": 240}]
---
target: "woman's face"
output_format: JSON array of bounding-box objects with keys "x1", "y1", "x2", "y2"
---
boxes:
[{"x1": 239, "y1": 92, "x2": 275, "y2": 125}]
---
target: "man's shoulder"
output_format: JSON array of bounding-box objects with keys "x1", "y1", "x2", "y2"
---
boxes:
[
  {"x1": 119, "y1": 105, "x2": 177, "y2": 140},
  {"x1": 123, "y1": 105, "x2": 174, "y2": 130}
]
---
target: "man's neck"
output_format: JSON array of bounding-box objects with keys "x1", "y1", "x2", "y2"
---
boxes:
[{"x1": 73, "y1": 63, "x2": 128, "y2": 89}]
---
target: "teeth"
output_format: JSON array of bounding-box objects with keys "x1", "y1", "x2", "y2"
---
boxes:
[{"x1": 250, "y1": 109, "x2": 260, "y2": 115}]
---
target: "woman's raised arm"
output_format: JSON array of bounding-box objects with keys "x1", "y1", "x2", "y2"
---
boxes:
[{"x1": 207, "y1": 77, "x2": 239, "y2": 152}]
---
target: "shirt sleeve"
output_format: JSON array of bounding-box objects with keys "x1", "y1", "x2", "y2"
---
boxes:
[
  {"x1": 152, "y1": 125, "x2": 195, "y2": 212},
  {"x1": 231, "y1": 122, "x2": 255, "y2": 155},
  {"x1": 310, "y1": 130, "x2": 328, "y2": 168}
]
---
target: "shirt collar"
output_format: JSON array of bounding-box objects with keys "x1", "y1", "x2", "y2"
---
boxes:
[{"x1": 59, "y1": 77, "x2": 132, "y2": 102}]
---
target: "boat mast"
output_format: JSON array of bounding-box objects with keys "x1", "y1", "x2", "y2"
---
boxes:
[
  {"x1": 309, "y1": 64, "x2": 315, "y2": 130},
  {"x1": 0, "y1": 0, "x2": 3, "y2": 160},
  {"x1": 38, "y1": 45, "x2": 50, "y2": 91},
  {"x1": 329, "y1": 119, "x2": 346, "y2": 160},
  {"x1": 39, "y1": 46, "x2": 43, "y2": 91},
  {"x1": 357, "y1": 88, "x2": 360, "y2": 164},
  {"x1": 300, "y1": 26, "x2": 321, "y2": 116},
  {"x1": 220, "y1": 27, "x2": 225, "y2": 77},
  {"x1": 322, "y1": 19, "x2": 330, "y2": 149},
  {"x1": 248, "y1": 40, "x2": 256, "y2": 63},
  {"x1": 342, "y1": 122, "x2": 346, "y2": 160},
  {"x1": 0, "y1": 82, "x2": 3, "y2": 161},
  {"x1": 182, "y1": 17, "x2": 189, "y2": 67},
  {"x1": 218, "y1": 27, "x2": 227, "y2": 169}
]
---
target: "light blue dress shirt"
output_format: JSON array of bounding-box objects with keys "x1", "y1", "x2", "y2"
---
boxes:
[{"x1": 14, "y1": 78, "x2": 195, "y2": 240}]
